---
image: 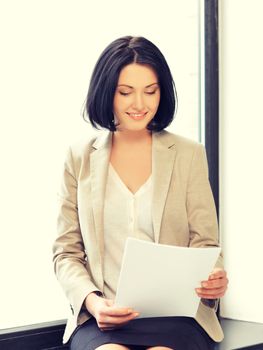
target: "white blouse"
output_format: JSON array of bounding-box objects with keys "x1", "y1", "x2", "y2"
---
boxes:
[{"x1": 103, "y1": 163, "x2": 154, "y2": 300}]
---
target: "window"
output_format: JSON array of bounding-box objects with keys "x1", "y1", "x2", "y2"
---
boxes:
[{"x1": 0, "y1": 0, "x2": 203, "y2": 329}]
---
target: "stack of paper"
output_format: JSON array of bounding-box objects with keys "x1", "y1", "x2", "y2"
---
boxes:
[{"x1": 115, "y1": 238, "x2": 221, "y2": 318}]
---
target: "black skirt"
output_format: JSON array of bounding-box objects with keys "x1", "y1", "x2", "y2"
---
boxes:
[{"x1": 69, "y1": 316, "x2": 216, "y2": 350}]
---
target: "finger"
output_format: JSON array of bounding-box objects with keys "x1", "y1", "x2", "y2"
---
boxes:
[
  {"x1": 97, "y1": 312, "x2": 139, "y2": 326},
  {"x1": 201, "y1": 277, "x2": 228, "y2": 289},
  {"x1": 200, "y1": 282, "x2": 227, "y2": 292},
  {"x1": 196, "y1": 286, "x2": 227, "y2": 298},
  {"x1": 104, "y1": 306, "x2": 136, "y2": 317},
  {"x1": 99, "y1": 319, "x2": 132, "y2": 331},
  {"x1": 198, "y1": 292, "x2": 226, "y2": 299},
  {"x1": 107, "y1": 312, "x2": 139, "y2": 325},
  {"x1": 209, "y1": 269, "x2": 226, "y2": 280},
  {"x1": 99, "y1": 323, "x2": 118, "y2": 331}
]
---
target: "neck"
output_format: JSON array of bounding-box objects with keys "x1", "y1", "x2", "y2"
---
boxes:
[{"x1": 112, "y1": 129, "x2": 152, "y2": 145}]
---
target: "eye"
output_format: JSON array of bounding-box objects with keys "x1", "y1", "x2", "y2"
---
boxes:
[
  {"x1": 119, "y1": 92, "x2": 131, "y2": 96},
  {"x1": 145, "y1": 90, "x2": 157, "y2": 95}
]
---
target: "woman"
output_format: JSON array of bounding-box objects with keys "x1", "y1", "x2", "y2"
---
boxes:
[{"x1": 53, "y1": 36, "x2": 228, "y2": 350}]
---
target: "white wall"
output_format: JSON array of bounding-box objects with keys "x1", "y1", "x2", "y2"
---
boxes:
[
  {"x1": 219, "y1": 0, "x2": 263, "y2": 323},
  {"x1": 0, "y1": 0, "x2": 202, "y2": 329}
]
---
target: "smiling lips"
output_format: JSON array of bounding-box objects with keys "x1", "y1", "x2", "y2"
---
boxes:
[{"x1": 127, "y1": 112, "x2": 148, "y2": 120}]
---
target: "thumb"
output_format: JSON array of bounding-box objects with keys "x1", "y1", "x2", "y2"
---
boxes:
[{"x1": 209, "y1": 268, "x2": 225, "y2": 279}]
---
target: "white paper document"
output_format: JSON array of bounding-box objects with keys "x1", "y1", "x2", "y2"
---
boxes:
[{"x1": 115, "y1": 238, "x2": 221, "y2": 318}]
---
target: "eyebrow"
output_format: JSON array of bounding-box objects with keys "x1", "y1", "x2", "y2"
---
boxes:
[{"x1": 117, "y1": 82, "x2": 159, "y2": 88}]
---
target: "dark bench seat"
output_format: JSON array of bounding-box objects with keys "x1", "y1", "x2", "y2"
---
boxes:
[{"x1": 217, "y1": 318, "x2": 263, "y2": 350}]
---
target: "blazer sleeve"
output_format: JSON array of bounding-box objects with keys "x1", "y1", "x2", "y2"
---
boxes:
[
  {"x1": 186, "y1": 144, "x2": 223, "y2": 310},
  {"x1": 52, "y1": 146, "x2": 100, "y2": 320}
]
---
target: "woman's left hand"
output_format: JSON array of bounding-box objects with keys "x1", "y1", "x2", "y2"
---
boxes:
[{"x1": 195, "y1": 268, "x2": 228, "y2": 299}]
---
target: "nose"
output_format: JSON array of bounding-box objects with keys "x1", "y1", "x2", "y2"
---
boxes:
[{"x1": 132, "y1": 92, "x2": 144, "y2": 111}]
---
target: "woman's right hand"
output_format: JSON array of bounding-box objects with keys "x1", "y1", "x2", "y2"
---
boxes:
[{"x1": 84, "y1": 292, "x2": 139, "y2": 331}]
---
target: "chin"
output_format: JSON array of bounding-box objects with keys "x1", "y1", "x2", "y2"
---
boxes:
[
  {"x1": 120, "y1": 123, "x2": 150, "y2": 132},
  {"x1": 117, "y1": 118, "x2": 153, "y2": 132}
]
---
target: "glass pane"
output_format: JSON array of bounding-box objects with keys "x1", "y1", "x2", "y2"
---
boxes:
[{"x1": 0, "y1": 0, "x2": 202, "y2": 329}]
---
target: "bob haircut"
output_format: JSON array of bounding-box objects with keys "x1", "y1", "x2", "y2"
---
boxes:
[{"x1": 84, "y1": 36, "x2": 177, "y2": 132}]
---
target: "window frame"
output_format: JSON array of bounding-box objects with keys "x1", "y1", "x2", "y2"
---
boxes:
[{"x1": 205, "y1": 0, "x2": 219, "y2": 216}]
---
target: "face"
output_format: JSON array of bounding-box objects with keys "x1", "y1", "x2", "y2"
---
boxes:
[{"x1": 113, "y1": 63, "x2": 161, "y2": 132}]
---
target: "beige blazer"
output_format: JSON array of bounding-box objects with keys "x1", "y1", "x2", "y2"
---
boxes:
[{"x1": 53, "y1": 130, "x2": 224, "y2": 344}]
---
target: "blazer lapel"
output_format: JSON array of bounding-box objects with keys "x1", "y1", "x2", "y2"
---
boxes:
[
  {"x1": 90, "y1": 131, "x2": 112, "y2": 264},
  {"x1": 152, "y1": 131, "x2": 177, "y2": 243}
]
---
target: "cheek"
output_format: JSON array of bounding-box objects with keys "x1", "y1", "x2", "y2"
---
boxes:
[
  {"x1": 152, "y1": 95, "x2": 161, "y2": 111},
  {"x1": 113, "y1": 95, "x2": 118, "y2": 111},
  {"x1": 113, "y1": 99, "x2": 121, "y2": 116},
  {"x1": 113, "y1": 96, "x2": 128, "y2": 113}
]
